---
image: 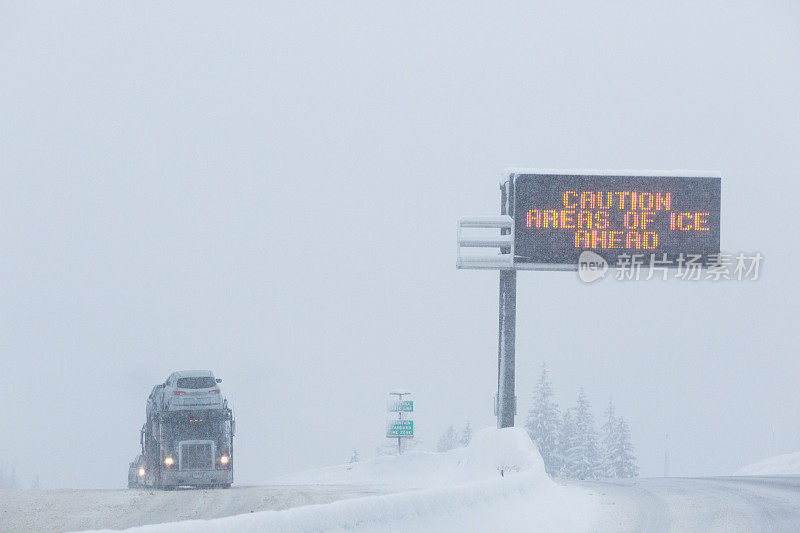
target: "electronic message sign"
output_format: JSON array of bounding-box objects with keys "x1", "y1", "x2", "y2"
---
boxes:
[{"x1": 512, "y1": 172, "x2": 720, "y2": 267}]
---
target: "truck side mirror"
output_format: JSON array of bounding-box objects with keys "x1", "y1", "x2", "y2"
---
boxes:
[{"x1": 216, "y1": 378, "x2": 222, "y2": 383}]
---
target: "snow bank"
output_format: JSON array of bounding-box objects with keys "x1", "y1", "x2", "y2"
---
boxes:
[
  {"x1": 89, "y1": 428, "x2": 596, "y2": 532},
  {"x1": 271, "y1": 425, "x2": 544, "y2": 489},
  {"x1": 735, "y1": 451, "x2": 800, "y2": 476}
]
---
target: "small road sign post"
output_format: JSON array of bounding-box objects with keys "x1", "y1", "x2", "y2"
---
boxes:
[
  {"x1": 387, "y1": 390, "x2": 414, "y2": 454},
  {"x1": 458, "y1": 170, "x2": 722, "y2": 429}
]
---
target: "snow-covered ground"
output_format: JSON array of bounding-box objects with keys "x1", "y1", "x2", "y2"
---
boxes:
[
  {"x1": 587, "y1": 476, "x2": 800, "y2": 531},
  {"x1": 86, "y1": 427, "x2": 597, "y2": 532},
  {"x1": 9, "y1": 431, "x2": 800, "y2": 532},
  {"x1": 734, "y1": 451, "x2": 800, "y2": 476},
  {"x1": 0, "y1": 484, "x2": 387, "y2": 532}
]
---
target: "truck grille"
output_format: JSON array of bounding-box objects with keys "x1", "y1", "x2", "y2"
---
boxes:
[{"x1": 180, "y1": 442, "x2": 214, "y2": 470}]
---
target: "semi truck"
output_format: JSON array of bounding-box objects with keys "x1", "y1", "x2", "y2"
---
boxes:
[{"x1": 129, "y1": 370, "x2": 235, "y2": 489}]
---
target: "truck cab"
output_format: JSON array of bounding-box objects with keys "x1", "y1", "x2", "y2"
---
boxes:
[{"x1": 157, "y1": 408, "x2": 234, "y2": 488}]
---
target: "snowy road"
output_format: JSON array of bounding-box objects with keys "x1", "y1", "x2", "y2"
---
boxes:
[
  {"x1": 3, "y1": 476, "x2": 800, "y2": 532},
  {"x1": 0, "y1": 485, "x2": 390, "y2": 532},
  {"x1": 583, "y1": 476, "x2": 800, "y2": 532}
]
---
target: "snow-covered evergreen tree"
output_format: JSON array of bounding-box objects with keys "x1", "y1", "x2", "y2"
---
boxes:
[
  {"x1": 567, "y1": 388, "x2": 601, "y2": 480},
  {"x1": 599, "y1": 398, "x2": 618, "y2": 478},
  {"x1": 524, "y1": 364, "x2": 562, "y2": 475},
  {"x1": 609, "y1": 417, "x2": 639, "y2": 478},
  {"x1": 558, "y1": 408, "x2": 577, "y2": 478},
  {"x1": 0, "y1": 464, "x2": 17, "y2": 489},
  {"x1": 459, "y1": 422, "x2": 472, "y2": 447},
  {"x1": 525, "y1": 365, "x2": 563, "y2": 475},
  {"x1": 436, "y1": 425, "x2": 459, "y2": 452},
  {"x1": 349, "y1": 448, "x2": 360, "y2": 463}
]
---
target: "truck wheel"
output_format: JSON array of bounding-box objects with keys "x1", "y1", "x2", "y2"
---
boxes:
[{"x1": 221, "y1": 484, "x2": 231, "y2": 489}]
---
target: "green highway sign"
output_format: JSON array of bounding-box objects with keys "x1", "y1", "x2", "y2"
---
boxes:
[
  {"x1": 388, "y1": 400, "x2": 413, "y2": 412},
  {"x1": 386, "y1": 420, "x2": 414, "y2": 437}
]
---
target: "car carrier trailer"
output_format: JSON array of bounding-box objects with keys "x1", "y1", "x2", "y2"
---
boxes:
[{"x1": 130, "y1": 371, "x2": 235, "y2": 489}]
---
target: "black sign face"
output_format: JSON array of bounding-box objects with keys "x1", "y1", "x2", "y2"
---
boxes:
[{"x1": 512, "y1": 173, "x2": 721, "y2": 266}]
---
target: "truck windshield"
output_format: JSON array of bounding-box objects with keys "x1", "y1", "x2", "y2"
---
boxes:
[
  {"x1": 169, "y1": 418, "x2": 226, "y2": 441},
  {"x1": 176, "y1": 377, "x2": 216, "y2": 389}
]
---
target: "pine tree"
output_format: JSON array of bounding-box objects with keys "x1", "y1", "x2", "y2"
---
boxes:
[
  {"x1": 524, "y1": 364, "x2": 562, "y2": 475},
  {"x1": 600, "y1": 398, "x2": 618, "y2": 478},
  {"x1": 611, "y1": 417, "x2": 639, "y2": 478},
  {"x1": 459, "y1": 422, "x2": 473, "y2": 447},
  {"x1": 558, "y1": 408, "x2": 577, "y2": 478},
  {"x1": 349, "y1": 448, "x2": 360, "y2": 463},
  {"x1": 436, "y1": 426, "x2": 459, "y2": 452},
  {"x1": 0, "y1": 464, "x2": 17, "y2": 489},
  {"x1": 570, "y1": 388, "x2": 601, "y2": 480}
]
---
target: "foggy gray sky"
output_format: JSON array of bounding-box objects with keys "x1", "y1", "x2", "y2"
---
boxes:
[{"x1": 2, "y1": 2, "x2": 799, "y2": 488}]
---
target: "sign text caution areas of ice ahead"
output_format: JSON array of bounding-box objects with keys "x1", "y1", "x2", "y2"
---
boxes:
[
  {"x1": 388, "y1": 400, "x2": 413, "y2": 412},
  {"x1": 513, "y1": 172, "x2": 721, "y2": 267},
  {"x1": 386, "y1": 420, "x2": 414, "y2": 438}
]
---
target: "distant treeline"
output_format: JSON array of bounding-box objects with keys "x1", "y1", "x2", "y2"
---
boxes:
[
  {"x1": 524, "y1": 365, "x2": 638, "y2": 479},
  {"x1": 0, "y1": 463, "x2": 18, "y2": 489}
]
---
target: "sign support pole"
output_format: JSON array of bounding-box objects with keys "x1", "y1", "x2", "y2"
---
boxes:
[
  {"x1": 388, "y1": 390, "x2": 411, "y2": 454},
  {"x1": 497, "y1": 178, "x2": 517, "y2": 428},
  {"x1": 397, "y1": 396, "x2": 403, "y2": 455}
]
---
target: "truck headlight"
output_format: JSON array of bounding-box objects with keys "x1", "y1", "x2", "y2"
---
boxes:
[
  {"x1": 220, "y1": 455, "x2": 229, "y2": 465},
  {"x1": 164, "y1": 456, "x2": 174, "y2": 466},
  {"x1": 138, "y1": 467, "x2": 145, "y2": 477}
]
